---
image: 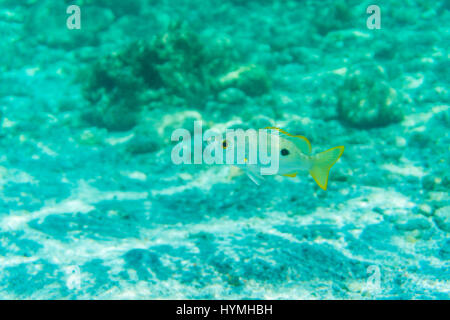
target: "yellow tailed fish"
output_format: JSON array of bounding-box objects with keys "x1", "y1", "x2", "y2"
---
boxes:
[{"x1": 221, "y1": 127, "x2": 344, "y2": 190}]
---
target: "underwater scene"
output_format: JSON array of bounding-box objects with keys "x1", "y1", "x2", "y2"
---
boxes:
[{"x1": 0, "y1": 0, "x2": 449, "y2": 299}]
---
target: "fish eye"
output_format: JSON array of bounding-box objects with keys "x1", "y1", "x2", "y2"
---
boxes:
[
  {"x1": 222, "y1": 140, "x2": 228, "y2": 149},
  {"x1": 281, "y1": 148, "x2": 289, "y2": 156}
]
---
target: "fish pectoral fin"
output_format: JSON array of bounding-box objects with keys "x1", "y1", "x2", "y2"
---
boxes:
[
  {"x1": 282, "y1": 172, "x2": 297, "y2": 178},
  {"x1": 244, "y1": 166, "x2": 265, "y2": 186}
]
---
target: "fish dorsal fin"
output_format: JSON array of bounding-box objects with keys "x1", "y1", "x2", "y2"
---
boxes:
[
  {"x1": 282, "y1": 172, "x2": 297, "y2": 178},
  {"x1": 264, "y1": 127, "x2": 312, "y2": 155}
]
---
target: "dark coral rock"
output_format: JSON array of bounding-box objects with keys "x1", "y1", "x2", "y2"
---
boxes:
[
  {"x1": 79, "y1": 22, "x2": 270, "y2": 131},
  {"x1": 80, "y1": 53, "x2": 148, "y2": 131}
]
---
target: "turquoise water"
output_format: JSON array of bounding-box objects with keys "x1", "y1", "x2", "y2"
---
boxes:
[{"x1": 0, "y1": 0, "x2": 449, "y2": 299}]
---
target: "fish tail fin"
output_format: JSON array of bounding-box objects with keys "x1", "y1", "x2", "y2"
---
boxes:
[{"x1": 309, "y1": 146, "x2": 344, "y2": 190}]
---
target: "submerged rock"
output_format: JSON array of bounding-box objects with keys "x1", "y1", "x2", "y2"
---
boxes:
[
  {"x1": 312, "y1": 0, "x2": 355, "y2": 36},
  {"x1": 126, "y1": 123, "x2": 160, "y2": 155},
  {"x1": 434, "y1": 206, "x2": 450, "y2": 233},
  {"x1": 217, "y1": 88, "x2": 247, "y2": 105},
  {"x1": 337, "y1": 67, "x2": 404, "y2": 128},
  {"x1": 218, "y1": 64, "x2": 271, "y2": 97}
]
